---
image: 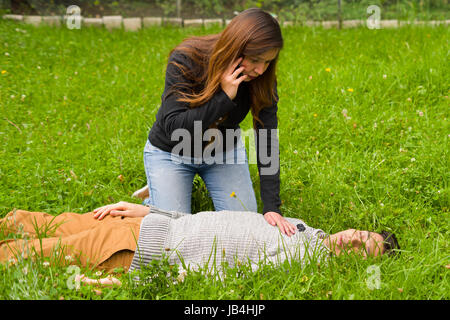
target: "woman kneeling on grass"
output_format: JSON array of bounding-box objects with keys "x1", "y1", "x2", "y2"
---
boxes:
[
  {"x1": 0, "y1": 201, "x2": 400, "y2": 286},
  {"x1": 134, "y1": 7, "x2": 297, "y2": 237}
]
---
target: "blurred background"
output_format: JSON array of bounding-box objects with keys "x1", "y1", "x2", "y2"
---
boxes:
[{"x1": 1, "y1": 0, "x2": 448, "y2": 22}]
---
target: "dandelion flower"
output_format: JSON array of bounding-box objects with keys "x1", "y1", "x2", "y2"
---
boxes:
[
  {"x1": 325, "y1": 68, "x2": 331, "y2": 72},
  {"x1": 313, "y1": 113, "x2": 318, "y2": 117},
  {"x1": 347, "y1": 88, "x2": 354, "y2": 93},
  {"x1": 1, "y1": 70, "x2": 6, "y2": 74},
  {"x1": 230, "y1": 191, "x2": 236, "y2": 198}
]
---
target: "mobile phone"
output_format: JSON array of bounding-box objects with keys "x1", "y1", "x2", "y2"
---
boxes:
[{"x1": 235, "y1": 62, "x2": 244, "y2": 77}]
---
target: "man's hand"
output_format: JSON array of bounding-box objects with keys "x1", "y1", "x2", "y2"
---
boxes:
[
  {"x1": 264, "y1": 211, "x2": 297, "y2": 237},
  {"x1": 93, "y1": 201, "x2": 150, "y2": 220}
]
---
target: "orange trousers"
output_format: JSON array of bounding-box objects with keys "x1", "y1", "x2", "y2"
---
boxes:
[{"x1": 0, "y1": 209, "x2": 143, "y2": 272}]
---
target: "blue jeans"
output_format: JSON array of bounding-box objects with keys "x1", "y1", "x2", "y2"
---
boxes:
[{"x1": 142, "y1": 139, "x2": 257, "y2": 213}]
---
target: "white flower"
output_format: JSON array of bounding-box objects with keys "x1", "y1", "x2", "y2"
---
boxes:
[
  {"x1": 383, "y1": 74, "x2": 387, "y2": 79},
  {"x1": 10, "y1": 95, "x2": 15, "y2": 99},
  {"x1": 95, "y1": 271, "x2": 102, "y2": 277},
  {"x1": 22, "y1": 266, "x2": 28, "y2": 275},
  {"x1": 293, "y1": 150, "x2": 298, "y2": 154},
  {"x1": 341, "y1": 109, "x2": 351, "y2": 120},
  {"x1": 177, "y1": 268, "x2": 188, "y2": 283},
  {"x1": 411, "y1": 158, "x2": 416, "y2": 162},
  {"x1": 5, "y1": 52, "x2": 9, "y2": 56},
  {"x1": 65, "y1": 255, "x2": 73, "y2": 262},
  {"x1": 43, "y1": 261, "x2": 50, "y2": 267},
  {"x1": 316, "y1": 150, "x2": 320, "y2": 155}
]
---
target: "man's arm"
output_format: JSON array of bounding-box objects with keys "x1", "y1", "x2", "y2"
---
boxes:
[
  {"x1": 93, "y1": 201, "x2": 150, "y2": 220},
  {"x1": 93, "y1": 201, "x2": 191, "y2": 220}
]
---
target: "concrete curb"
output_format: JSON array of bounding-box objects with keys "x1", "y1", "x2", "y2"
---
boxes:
[{"x1": 2, "y1": 14, "x2": 449, "y2": 30}]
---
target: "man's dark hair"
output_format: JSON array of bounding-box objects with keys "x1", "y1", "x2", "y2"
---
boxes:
[{"x1": 380, "y1": 231, "x2": 400, "y2": 256}]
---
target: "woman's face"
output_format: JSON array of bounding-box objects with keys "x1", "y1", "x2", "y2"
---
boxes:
[{"x1": 240, "y1": 48, "x2": 279, "y2": 81}]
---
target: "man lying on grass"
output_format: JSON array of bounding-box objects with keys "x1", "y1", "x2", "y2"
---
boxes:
[{"x1": 0, "y1": 201, "x2": 399, "y2": 286}]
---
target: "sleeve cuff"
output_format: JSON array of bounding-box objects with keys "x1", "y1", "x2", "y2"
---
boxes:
[{"x1": 262, "y1": 207, "x2": 282, "y2": 216}]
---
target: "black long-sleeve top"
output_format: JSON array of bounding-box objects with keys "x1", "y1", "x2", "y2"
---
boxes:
[{"x1": 148, "y1": 51, "x2": 282, "y2": 214}]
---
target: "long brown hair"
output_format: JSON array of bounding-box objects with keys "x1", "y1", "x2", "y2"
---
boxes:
[{"x1": 164, "y1": 8, "x2": 283, "y2": 128}]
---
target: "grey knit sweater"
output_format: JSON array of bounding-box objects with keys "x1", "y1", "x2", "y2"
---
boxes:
[{"x1": 129, "y1": 206, "x2": 329, "y2": 273}]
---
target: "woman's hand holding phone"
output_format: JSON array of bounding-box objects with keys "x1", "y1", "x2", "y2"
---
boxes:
[{"x1": 220, "y1": 57, "x2": 248, "y2": 101}]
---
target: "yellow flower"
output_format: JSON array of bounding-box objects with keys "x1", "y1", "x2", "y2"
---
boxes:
[
  {"x1": 230, "y1": 191, "x2": 236, "y2": 198},
  {"x1": 347, "y1": 88, "x2": 354, "y2": 92},
  {"x1": 325, "y1": 68, "x2": 331, "y2": 72},
  {"x1": 313, "y1": 113, "x2": 318, "y2": 117},
  {"x1": 1, "y1": 70, "x2": 6, "y2": 74}
]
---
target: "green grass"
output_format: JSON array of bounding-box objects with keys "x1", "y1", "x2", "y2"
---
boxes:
[{"x1": 0, "y1": 20, "x2": 449, "y2": 300}]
